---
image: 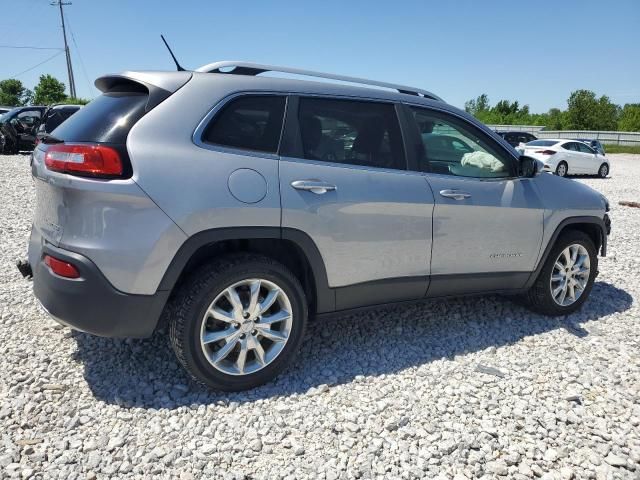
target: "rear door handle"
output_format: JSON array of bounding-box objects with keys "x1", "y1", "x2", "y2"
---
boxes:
[
  {"x1": 439, "y1": 189, "x2": 471, "y2": 200},
  {"x1": 291, "y1": 180, "x2": 337, "y2": 195}
]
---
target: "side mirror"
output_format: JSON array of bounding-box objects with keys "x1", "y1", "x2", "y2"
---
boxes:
[{"x1": 519, "y1": 155, "x2": 539, "y2": 178}]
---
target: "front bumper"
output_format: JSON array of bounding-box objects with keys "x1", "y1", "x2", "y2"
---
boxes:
[{"x1": 30, "y1": 243, "x2": 168, "y2": 338}]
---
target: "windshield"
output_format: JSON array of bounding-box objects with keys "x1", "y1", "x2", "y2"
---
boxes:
[
  {"x1": 526, "y1": 140, "x2": 558, "y2": 147},
  {"x1": 0, "y1": 107, "x2": 21, "y2": 123}
]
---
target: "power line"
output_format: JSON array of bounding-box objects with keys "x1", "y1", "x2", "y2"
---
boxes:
[
  {"x1": 63, "y1": 11, "x2": 97, "y2": 97},
  {"x1": 0, "y1": 45, "x2": 64, "y2": 51},
  {"x1": 9, "y1": 50, "x2": 65, "y2": 78},
  {"x1": 50, "y1": 0, "x2": 77, "y2": 98}
]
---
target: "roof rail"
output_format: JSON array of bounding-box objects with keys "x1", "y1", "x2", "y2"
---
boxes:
[{"x1": 195, "y1": 61, "x2": 444, "y2": 102}]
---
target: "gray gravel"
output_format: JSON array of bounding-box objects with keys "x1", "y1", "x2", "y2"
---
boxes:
[{"x1": 1, "y1": 153, "x2": 639, "y2": 479}]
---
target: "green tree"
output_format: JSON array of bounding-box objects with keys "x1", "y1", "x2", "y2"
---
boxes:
[
  {"x1": 464, "y1": 94, "x2": 490, "y2": 116},
  {"x1": 32, "y1": 74, "x2": 67, "y2": 105},
  {"x1": 0, "y1": 79, "x2": 33, "y2": 106},
  {"x1": 596, "y1": 95, "x2": 619, "y2": 130},
  {"x1": 546, "y1": 108, "x2": 565, "y2": 130},
  {"x1": 618, "y1": 104, "x2": 640, "y2": 132},
  {"x1": 57, "y1": 97, "x2": 91, "y2": 106},
  {"x1": 565, "y1": 90, "x2": 618, "y2": 130}
]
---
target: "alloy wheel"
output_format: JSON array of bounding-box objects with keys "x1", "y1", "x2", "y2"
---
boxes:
[
  {"x1": 200, "y1": 278, "x2": 293, "y2": 375},
  {"x1": 549, "y1": 244, "x2": 591, "y2": 307},
  {"x1": 599, "y1": 164, "x2": 608, "y2": 177},
  {"x1": 556, "y1": 163, "x2": 567, "y2": 177}
]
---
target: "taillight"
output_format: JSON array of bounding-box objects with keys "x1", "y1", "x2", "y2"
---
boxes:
[
  {"x1": 534, "y1": 150, "x2": 556, "y2": 155},
  {"x1": 44, "y1": 255, "x2": 80, "y2": 279},
  {"x1": 44, "y1": 144, "x2": 122, "y2": 178}
]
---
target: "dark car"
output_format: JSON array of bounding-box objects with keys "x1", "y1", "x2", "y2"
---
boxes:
[
  {"x1": 0, "y1": 106, "x2": 47, "y2": 154},
  {"x1": 497, "y1": 131, "x2": 538, "y2": 148},
  {"x1": 0, "y1": 106, "x2": 12, "y2": 115},
  {"x1": 34, "y1": 105, "x2": 83, "y2": 146},
  {"x1": 577, "y1": 139, "x2": 606, "y2": 156},
  {"x1": 0, "y1": 105, "x2": 82, "y2": 153}
]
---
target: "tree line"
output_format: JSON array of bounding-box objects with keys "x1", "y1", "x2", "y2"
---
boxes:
[
  {"x1": 3, "y1": 75, "x2": 639, "y2": 133},
  {"x1": 465, "y1": 90, "x2": 640, "y2": 132},
  {"x1": 0, "y1": 75, "x2": 89, "y2": 107}
]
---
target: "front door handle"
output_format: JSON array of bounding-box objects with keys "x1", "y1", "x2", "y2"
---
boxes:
[
  {"x1": 291, "y1": 180, "x2": 337, "y2": 195},
  {"x1": 439, "y1": 189, "x2": 471, "y2": 200}
]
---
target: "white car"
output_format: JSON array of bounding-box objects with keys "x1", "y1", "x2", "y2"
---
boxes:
[{"x1": 522, "y1": 139, "x2": 610, "y2": 178}]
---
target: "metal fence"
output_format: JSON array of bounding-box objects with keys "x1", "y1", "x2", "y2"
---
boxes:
[
  {"x1": 488, "y1": 125, "x2": 546, "y2": 134},
  {"x1": 535, "y1": 130, "x2": 640, "y2": 146},
  {"x1": 488, "y1": 125, "x2": 640, "y2": 146}
]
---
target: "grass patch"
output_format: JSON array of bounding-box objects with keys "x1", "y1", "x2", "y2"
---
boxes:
[{"x1": 604, "y1": 144, "x2": 640, "y2": 154}]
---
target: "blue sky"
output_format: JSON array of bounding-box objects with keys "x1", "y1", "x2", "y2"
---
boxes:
[{"x1": 1, "y1": 0, "x2": 639, "y2": 112}]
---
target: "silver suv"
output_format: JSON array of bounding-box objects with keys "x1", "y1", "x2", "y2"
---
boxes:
[{"x1": 25, "y1": 62, "x2": 611, "y2": 390}]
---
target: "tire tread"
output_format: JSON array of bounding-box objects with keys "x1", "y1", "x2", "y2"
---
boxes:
[{"x1": 167, "y1": 253, "x2": 307, "y2": 391}]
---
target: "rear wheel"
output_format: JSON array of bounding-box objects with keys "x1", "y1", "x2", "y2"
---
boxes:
[
  {"x1": 598, "y1": 163, "x2": 609, "y2": 178},
  {"x1": 556, "y1": 161, "x2": 568, "y2": 177},
  {"x1": 523, "y1": 230, "x2": 597, "y2": 316},
  {"x1": 168, "y1": 254, "x2": 307, "y2": 391}
]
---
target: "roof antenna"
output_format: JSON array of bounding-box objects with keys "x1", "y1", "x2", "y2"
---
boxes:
[{"x1": 161, "y1": 34, "x2": 186, "y2": 71}]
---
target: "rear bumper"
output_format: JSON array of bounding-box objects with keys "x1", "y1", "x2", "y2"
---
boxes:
[{"x1": 32, "y1": 243, "x2": 168, "y2": 338}]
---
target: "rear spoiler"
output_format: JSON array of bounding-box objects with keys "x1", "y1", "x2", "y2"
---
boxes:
[{"x1": 95, "y1": 71, "x2": 192, "y2": 112}]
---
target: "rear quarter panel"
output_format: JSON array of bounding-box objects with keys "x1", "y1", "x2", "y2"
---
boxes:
[
  {"x1": 127, "y1": 74, "x2": 282, "y2": 236},
  {"x1": 30, "y1": 147, "x2": 187, "y2": 295}
]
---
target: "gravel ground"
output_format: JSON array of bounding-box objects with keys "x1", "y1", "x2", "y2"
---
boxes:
[{"x1": 1, "y1": 153, "x2": 639, "y2": 480}]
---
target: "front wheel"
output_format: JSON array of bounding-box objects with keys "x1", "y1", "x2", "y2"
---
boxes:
[
  {"x1": 555, "y1": 161, "x2": 568, "y2": 177},
  {"x1": 523, "y1": 230, "x2": 598, "y2": 316},
  {"x1": 598, "y1": 163, "x2": 609, "y2": 178},
  {"x1": 168, "y1": 254, "x2": 307, "y2": 391}
]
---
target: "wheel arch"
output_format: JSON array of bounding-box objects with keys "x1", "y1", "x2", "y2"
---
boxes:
[
  {"x1": 525, "y1": 216, "x2": 607, "y2": 289},
  {"x1": 158, "y1": 227, "x2": 334, "y2": 315}
]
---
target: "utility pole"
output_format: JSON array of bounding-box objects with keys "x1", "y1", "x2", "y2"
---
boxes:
[{"x1": 51, "y1": 0, "x2": 77, "y2": 98}]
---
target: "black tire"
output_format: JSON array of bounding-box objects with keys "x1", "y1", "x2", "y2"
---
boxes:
[
  {"x1": 523, "y1": 230, "x2": 598, "y2": 316},
  {"x1": 168, "y1": 253, "x2": 307, "y2": 391},
  {"x1": 555, "y1": 161, "x2": 568, "y2": 177},
  {"x1": 597, "y1": 163, "x2": 609, "y2": 178}
]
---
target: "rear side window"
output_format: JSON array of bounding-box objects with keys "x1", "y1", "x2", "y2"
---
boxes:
[
  {"x1": 202, "y1": 95, "x2": 286, "y2": 154},
  {"x1": 298, "y1": 97, "x2": 405, "y2": 170},
  {"x1": 51, "y1": 91, "x2": 147, "y2": 144}
]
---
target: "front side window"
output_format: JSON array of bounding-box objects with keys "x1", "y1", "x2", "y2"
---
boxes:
[
  {"x1": 297, "y1": 97, "x2": 405, "y2": 170},
  {"x1": 202, "y1": 95, "x2": 286, "y2": 154},
  {"x1": 410, "y1": 107, "x2": 511, "y2": 178},
  {"x1": 576, "y1": 142, "x2": 594, "y2": 154},
  {"x1": 562, "y1": 142, "x2": 579, "y2": 152}
]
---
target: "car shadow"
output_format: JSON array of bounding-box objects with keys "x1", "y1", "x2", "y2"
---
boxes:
[{"x1": 71, "y1": 281, "x2": 633, "y2": 407}]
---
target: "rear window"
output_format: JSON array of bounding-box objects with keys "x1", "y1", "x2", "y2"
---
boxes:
[
  {"x1": 202, "y1": 95, "x2": 286, "y2": 154},
  {"x1": 51, "y1": 91, "x2": 148, "y2": 144},
  {"x1": 526, "y1": 140, "x2": 558, "y2": 147}
]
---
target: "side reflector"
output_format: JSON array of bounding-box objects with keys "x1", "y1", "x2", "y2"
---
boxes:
[
  {"x1": 44, "y1": 144, "x2": 123, "y2": 178},
  {"x1": 44, "y1": 255, "x2": 80, "y2": 279}
]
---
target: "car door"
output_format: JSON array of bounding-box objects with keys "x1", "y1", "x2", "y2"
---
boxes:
[
  {"x1": 403, "y1": 105, "x2": 545, "y2": 296},
  {"x1": 562, "y1": 142, "x2": 586, "y2": 173},
  {"x1": 279, "y1": 96, "x2": 434, "y2": 310},
  {"x1": 576, "y1": 142, "x2": 599, "y2": 174},
  {"x1": 13, "y1": 109, "x2": 42, "y2": 149}
]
